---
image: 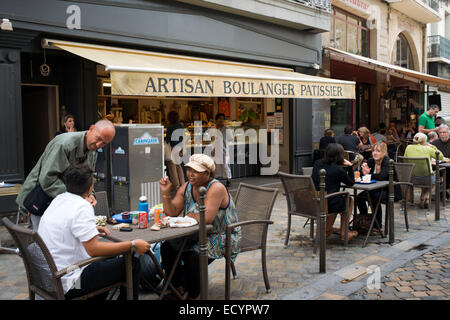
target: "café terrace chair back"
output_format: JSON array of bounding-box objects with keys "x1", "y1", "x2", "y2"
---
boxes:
[
  {"x1": 1, "y1": 217, "x2": 129, "y2": 300},
  {"x1": 395, "y1": 141, "x2": 408, "y2": 162},
  {"x1": 277, "y1": 172, "x2": 319, "y2": 247},
  {"x1": 93, "y1": 191, "x2": 111, "y2": 218},
  {"x1": 343, "y1": 150, "x2": 354, "y2": 162},
  {"x1": 277, "y1": 171, "x2": 350, "y2": 270},
  {"x1": 344, "y1": 150, "x2": 362, "y2": 170},
  {"x1": 278, "y1": 170, "x2": 352, "y2": 248},
  {"x1": 393, "y1": 163, "x2": 415, "y2": 231},
  {"x1": 398, "y1": 156, "x2": 432, "y2": 206},
  {"x1": 301, "y1": 167, "x2": 314, "y2": 176},
  {"x1": 397, "y1": 156, "x2": 445, "y2": 208},
  {"x1": 224, "y1": 183, "x2": 278, "y2": 300}
]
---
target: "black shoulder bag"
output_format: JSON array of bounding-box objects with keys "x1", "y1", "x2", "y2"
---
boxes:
[{"x1": 23, "y1": 162, "x2": 53, "y2": 217}]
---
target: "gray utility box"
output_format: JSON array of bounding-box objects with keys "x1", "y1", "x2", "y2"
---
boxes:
[
  {"x1": 93, "y1": 144, "x2": 110, "y2": 194},
  {"x1": 111, "y1": 124, "x2": 164, "y2": 213},
  {"x1": 93, "y1": 144, "x2": 112, "y2": 212}
]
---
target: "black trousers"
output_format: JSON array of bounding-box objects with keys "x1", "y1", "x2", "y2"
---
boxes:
[
  {"x1": 65, "y1": 255, "x2": 141, "y2": 300},
  {"x1": 446, "y1": 170, "x2": 450, "y2": 190},
  {"x1": 161, "y1": 241, "x2": 214, "y2": 298},
  {"x1": 356, "y1": 190, "x2": 387, "y2": 229}
]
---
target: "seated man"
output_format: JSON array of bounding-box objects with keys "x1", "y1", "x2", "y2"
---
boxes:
[
  {"x1": 336, "y1": 125, "x2": 364, "y2": 167},
  {"x1": 428, "y1": 131, "x2": 438, "y2": 144},
  {"x1": 372, "y1": 128, "x2": 386, "y2": 143},
  {"x1": 432, "y1": 124, "x2": 450, "y2": 198},
  {"x1": 38, "y1": 163, "x2": 150, "y2": 300}
]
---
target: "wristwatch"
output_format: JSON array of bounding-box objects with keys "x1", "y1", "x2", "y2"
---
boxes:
[{"x1": 130, "y1": 240, "x2": 136, "y2": 253}]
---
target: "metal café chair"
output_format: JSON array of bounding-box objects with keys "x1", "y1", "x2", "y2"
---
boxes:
[
  {"x1": 343, "y1": 150, "x2": 355, "y2": 162},
  {"x1": 397, "y1": 156, "x2": 445, "y2": 209},
  {"x1": 394, "y1": 141, "x2": 408, "y2": 162},
  {"x1": 393, "y1": 163, "x2": 415, "y2": 231},
  {"x1": 344, "y1": 150, "x2": 362, "y2": 170},
  {"x1": 2, "y1": 217, "x2": 132, "y2": 300},
  {"x1": 277, "y1": 171, "x2": 351, "y2": 254},
  {"x1": 301, "y1": 167, "x2": 314, "y2": 176},
  {"x1": 224, "y1": 183, "x2": 278, "y2": 300}
]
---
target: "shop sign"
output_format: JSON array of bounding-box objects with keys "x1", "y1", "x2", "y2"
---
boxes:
[
  {"x1": 338, "y1": 0, "x2": 370, "y2": 11},
  {"x1": 114, "y1": 147, "x2": 125, "y2": 154},
  {"x1": 111, "y1": 72, "x2": 355, "y2": 99},
  {"x1": 133, "y1": 133, "x2": 159, "y2": 145}
]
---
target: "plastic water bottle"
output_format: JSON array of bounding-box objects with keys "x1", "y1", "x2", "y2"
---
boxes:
[{"x1": 138, "y1": 195, "x2": 149, "y2": 214}]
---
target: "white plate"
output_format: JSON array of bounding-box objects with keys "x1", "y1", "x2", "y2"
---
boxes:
[{"x1": 168, "y1": 216, "x2": 198, "y2": 228}]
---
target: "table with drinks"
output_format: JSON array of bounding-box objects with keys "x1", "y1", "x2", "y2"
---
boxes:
[
  {"x1": 344, "y1": 163, "x2": 395, "y2": 247},
  {"x1": 105, "y1": 196, "x2": 213, "y2": 300}
]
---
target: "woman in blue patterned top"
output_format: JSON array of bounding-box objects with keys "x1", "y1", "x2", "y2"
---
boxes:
[{"x1": 159, "y1": 154, "x2": 241, "y2": 299}]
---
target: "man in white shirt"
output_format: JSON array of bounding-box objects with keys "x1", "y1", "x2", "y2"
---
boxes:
[{"x1": 38, "y1": 163, "x2": 150, "y2": 300}]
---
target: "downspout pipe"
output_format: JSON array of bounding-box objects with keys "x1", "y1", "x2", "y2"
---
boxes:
[{"x1": 423, "y1": 24, "x2": 428, "y2": 109}]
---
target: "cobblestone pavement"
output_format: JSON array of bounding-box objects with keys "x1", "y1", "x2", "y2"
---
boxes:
[
  {"x1": 348, "y1": 245, "x2": 450, "y2": 300},
  {"x1": 1, "y1": 177, "x2": 449, "y2": 300}
]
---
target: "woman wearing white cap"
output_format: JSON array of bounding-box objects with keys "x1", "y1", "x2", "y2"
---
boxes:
[{"x1": 158, "y1": 154, "x2": 241, "y2": 299}]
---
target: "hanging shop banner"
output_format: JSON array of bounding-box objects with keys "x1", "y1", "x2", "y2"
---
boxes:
[
  {"x1": 44, "y1": 39, "x2": 355, "y2": 99},
  {"x1": 111, "y1": 72, "x2": 355, "y2": 99}
]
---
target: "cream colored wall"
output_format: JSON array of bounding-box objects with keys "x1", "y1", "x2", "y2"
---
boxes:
[
  {"x1": 388, "y1": 9, "x2": 424, "y2": 72},
  {"x1": 323, "y1": 0, "x2": 426, "y2": 131},
  {"x1": 324, "y1": 0, "x2": 424, "y2": 71}
]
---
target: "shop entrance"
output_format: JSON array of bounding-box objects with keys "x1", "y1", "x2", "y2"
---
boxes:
[
  {"x1": 331, "y1": 99, "x2": 353, "y2": 136},
  {"x1": 21, "y1": 84, "x2": 59, "y2": 176},
  {"x1": 356, "y1": 84, "x2": 370, "y2": 128}
]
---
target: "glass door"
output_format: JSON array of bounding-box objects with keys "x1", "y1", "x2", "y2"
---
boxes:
[
  {"x1": 331, "y1": 99, "x2": 352, "y2": 137},
  {"x1": 357, "y1": 84, "x2": 370, "y2": 128}
]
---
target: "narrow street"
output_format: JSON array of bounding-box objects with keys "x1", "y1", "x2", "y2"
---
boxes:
[{"x1": 1, "y1": 177, "x2": 449, "y2": 300}]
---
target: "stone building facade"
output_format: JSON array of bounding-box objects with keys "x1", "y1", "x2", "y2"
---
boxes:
[{"x1": 316, "y1": 0, "x2": 443, "y2": 143}]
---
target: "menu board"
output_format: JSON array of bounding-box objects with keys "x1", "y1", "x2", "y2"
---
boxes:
[
  {"x1": 266, "y1": 111, "x2": 284, "y2": 144},
  {"x1": 275, "y1": 113, "x2": 283, "y2": 127},
  {"x1": 267, "y1": 114, "x2": 276, "y2": 131}
]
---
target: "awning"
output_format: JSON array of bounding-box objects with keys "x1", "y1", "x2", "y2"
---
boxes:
[
  {"x1": 43, "y1": 39, "x2": 355, "y2": 99},
  {"x1": 326, "y1": 47, "x2": 450, "y2": 91}
]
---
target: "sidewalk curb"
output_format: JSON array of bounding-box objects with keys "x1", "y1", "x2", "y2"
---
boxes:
[{"x1": 280, "y1": 228, "x2": 450, "y2": 300}]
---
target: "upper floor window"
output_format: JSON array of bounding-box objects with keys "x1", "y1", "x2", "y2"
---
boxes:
[
  {"x1": 391, "y1": 33, "x2": 414, "y2": 70},
  {"x1": 330, "y1": 7, "x2": 370, "y2": 57}
]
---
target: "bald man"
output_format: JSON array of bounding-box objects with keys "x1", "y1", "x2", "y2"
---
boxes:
[{"x1": 16, "y1": 120, "x2": 116, "y2": 230}]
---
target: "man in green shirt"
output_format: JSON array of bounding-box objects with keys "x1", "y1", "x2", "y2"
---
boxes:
[
  {"x1": 16, "y1": 120, "x2": 116, "y2": 230},
  {"x1": 418, "y1": 104, "x2": 440, "y2": 136}
]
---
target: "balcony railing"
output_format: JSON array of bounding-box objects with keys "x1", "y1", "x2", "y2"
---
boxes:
[
  {"x1": 428, "y1": 35, "x2": 450, "y2": 60},
  {"x1": 291, "y1": 0, "x2": 332, "y2": 13}
]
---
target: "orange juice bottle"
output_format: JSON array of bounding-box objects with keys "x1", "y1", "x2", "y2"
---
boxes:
[{"x1": 155, "y1": 208, "x2": 162, "y2": 224}]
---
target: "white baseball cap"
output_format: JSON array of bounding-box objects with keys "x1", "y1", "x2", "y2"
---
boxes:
[{"x1": 185, "y1": 154, "x2": 215, "y2": 173}]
